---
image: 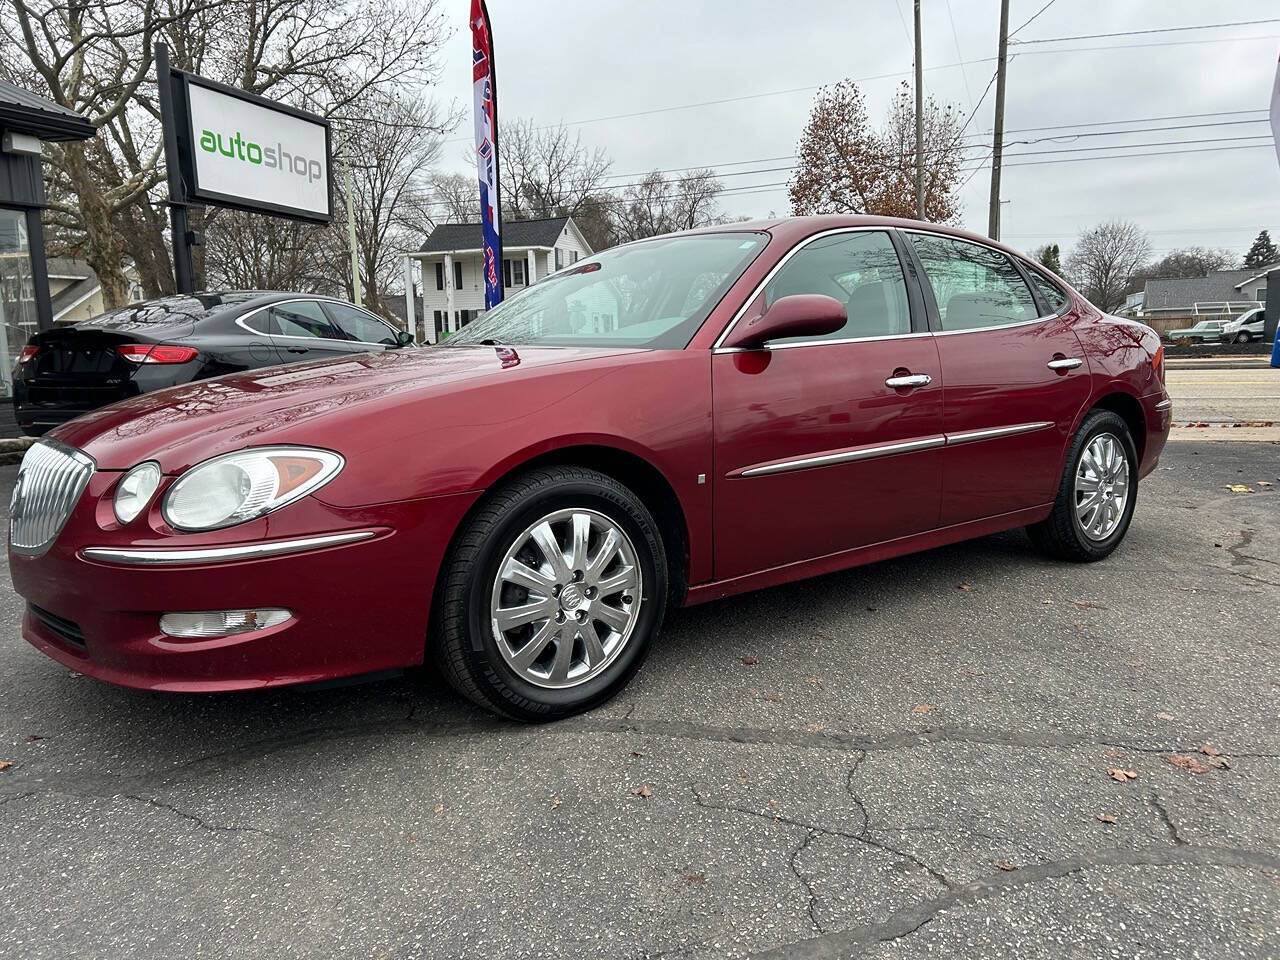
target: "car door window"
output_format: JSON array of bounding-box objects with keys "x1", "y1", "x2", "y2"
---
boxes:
[
  {"x1": 1026, "y1": 268, "x2": 1069, "y2": 315},
  {"x1": 762, "y1": 231, "x2": 911, "y2": 343},
  {"x1": 909, "y1": 234, "x2": 1038, "y2": 331},
  {"x1": 323, "y1": 303, "x2": 399, "y2": 345},
  {"x1": 268, "y1": 300, "x2": 339, "y2": 339}
]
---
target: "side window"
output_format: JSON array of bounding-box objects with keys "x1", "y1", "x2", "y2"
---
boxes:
[
  {"x1": 241, "y1": 309, "x2": 273, "y2": 334},
  {"x1": 909, "y1": 234, "x2": 1038, "y2": 331},
  {"x1": 763, "y1": 231, "x2": 911, "y2": 342},
  {"x1": 324, "y1": 303, "x2": 398, "y2": 344},
  {"x1": 1027, "y1": 267, "x2": 1069, "y2": 314},
  {"x1": 269, "y1": 300, "x2": 337, "y2": 339},
  {"x1": 453, "y1": 261, "x2": 463, "y2": 290}
]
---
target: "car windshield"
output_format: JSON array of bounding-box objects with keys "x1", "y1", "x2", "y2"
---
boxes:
[{"x1": 443, "y1": 232, "x2": 767, "y2": 349}]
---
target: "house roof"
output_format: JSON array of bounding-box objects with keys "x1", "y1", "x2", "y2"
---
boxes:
[
  {"x1": 46, "y1": 257, "x2": 101, "y2": 321},
  {"x1": 1234, "y1": 263, "x2": 1280, "y2": 290},
  {"x1": 1141, "y1": 270, "x2": 1256, "y2": 311},
  {"x1": 0, "y1": 79, "x2": 95, "y2": 141},
  {"x1": 419, "y1": 216, "x2": 571, "y2": 254}
]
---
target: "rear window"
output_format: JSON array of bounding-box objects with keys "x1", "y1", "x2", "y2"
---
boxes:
[{"x1": 78, "y1": 293, "x2": 260, "y2": 331}]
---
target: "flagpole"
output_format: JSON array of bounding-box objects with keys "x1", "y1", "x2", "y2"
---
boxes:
[{"x1": 484, "y1": 0, "x2": 503, "y2": 302}]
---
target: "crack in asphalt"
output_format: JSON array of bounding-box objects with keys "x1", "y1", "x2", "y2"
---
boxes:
[
  {"x1": 1147, "y1": 791, "x2": 1186, "y2": 846},
  {"x1": 120, "y1": 794, "x2": 290, "y2": 840},
  {"x1": 745, "y1": 845, "x2": 1280, "y2": 959}
]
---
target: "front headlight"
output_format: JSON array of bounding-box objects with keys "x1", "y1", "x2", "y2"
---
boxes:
[
  {"x1": 162, "y1": 446, "x2": 344, "y2": 531},
  {"x1": 114, "y1": 461, "x2": 162, "y2": 524}
]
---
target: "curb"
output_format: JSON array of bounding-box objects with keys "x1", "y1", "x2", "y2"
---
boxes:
[{"x1": 0, "y1": 437, "x2": 34, "y2": 465}]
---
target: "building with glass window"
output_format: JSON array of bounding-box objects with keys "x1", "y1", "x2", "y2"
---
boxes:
[
  {"x1": 0, "y1": 80, "x2": 94, "y2": 402},
  {"x1": 406, "y1": 216, "x2": 592, "y2": 341}
]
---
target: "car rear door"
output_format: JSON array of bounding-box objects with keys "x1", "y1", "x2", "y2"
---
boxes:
[
  {"x1": 712, "y1": 228, "x2": 944, "y2": 580},
  {"x1": 246, "y1": 299, "x2": 360, "y2": 363},
  {"x1": 903, "y1": 231, "x2": 1091, "y2": 526}
]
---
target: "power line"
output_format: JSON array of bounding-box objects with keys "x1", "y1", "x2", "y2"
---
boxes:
[
  {"x1": 1010, "y1": 17, "x2": 1280, "y2": 45},
  {"x1": 1009, "y1": 0, "x2": 1058, "y2": 38}
]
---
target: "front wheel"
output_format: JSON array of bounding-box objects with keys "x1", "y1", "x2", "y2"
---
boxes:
[
  {"x1": 1027, "y1": 409, "x2": 1138, "y2": 562},
  {"x1": 433, "y1": 467, "x2": 667, "y2": 722},
  {"x1": 1234, "y1": 331, "x2": 1250, "y2": 344}
]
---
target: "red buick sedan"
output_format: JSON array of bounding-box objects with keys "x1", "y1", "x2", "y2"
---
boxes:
[{"x1": 8, "y1": 217, "x2": 1171, "y2": 721}]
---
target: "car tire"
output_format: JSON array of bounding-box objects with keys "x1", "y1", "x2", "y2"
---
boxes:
[
  {"x1": 1234, "y1": 332, "x2": 1250, "y2": 344},
  {"x1": 433, "y1": 467, "x2": 668, "y2": 722},
  {"x1": 1027, "y1": 409, "x2": 1139, "y2": 562}
]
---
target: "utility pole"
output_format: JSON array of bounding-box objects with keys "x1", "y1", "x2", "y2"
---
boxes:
[
  {"x1": 155, "y1": 42, "x2": 195, "y2": 294},
  {"x1": 913, "y1": 0, "x2": 924, "y2": 220},
  {"x1": 988, "y1": 0, "x2": 1011, "y2": 240},
  {"x1": 342, "y1": 137, "x2": 362, "y2": 307}
]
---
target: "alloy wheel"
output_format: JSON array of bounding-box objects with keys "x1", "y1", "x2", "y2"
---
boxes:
[
  {"x1": 1073, "y1": 432, "x2": 1130, "y2": 541},
  {"x1": 490, "y1": 508, "x2": 642, "y2": 688}
]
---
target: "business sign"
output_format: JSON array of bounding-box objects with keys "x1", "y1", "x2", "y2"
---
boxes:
[{"x1": 179, "y1": 75, "x2": 332, "y2": 223}]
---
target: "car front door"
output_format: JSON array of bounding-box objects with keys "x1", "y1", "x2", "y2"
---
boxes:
[
  {"x1": 712, "y1": 229, "x2": 944, "y2": 580},
  {"x1": 904, "y1": 231, "x2": 1091, "y2": 526}
]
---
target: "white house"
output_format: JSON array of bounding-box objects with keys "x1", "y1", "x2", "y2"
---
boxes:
[{"x1": 403, "y1": 216, "x2": 592, "y2": 341}]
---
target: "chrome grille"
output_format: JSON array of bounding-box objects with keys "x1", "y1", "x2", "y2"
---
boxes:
[{"x1": 9, "y1": 439, "x2": 95, "y2": 556}]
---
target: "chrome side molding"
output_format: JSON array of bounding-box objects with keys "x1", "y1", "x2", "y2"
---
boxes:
[
  {"x1": 82, "y1": 530, "x2": 377, "y2": 566},
  {"x1": 945, "y1": 421, "x2": 1054, "y2": 446}
]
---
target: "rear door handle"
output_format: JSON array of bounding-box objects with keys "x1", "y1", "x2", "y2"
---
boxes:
[
  {"x1": 885, "y1": 373, "x2": 933, "y2": 389},
  {"x1": 1047, "y1": 357, "x2": 1083, "y2": 370},
  {"x1": 285, "y1": 346, "x2": 309, "y2": 354}
]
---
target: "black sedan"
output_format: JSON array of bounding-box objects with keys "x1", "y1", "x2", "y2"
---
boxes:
[{"x1": 11, "y1": 291, "x2": 414, "y2": 436}]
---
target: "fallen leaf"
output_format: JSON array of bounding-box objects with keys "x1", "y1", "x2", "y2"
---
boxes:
[
  {"x1": 1225, "y1": 484, "x2": 1255, "y2": 493},
  {"x1": 1259, "y1": 481, "x2": 1273, "y2": 488},
  {"x1": 805, "y1": 722, "x2": 826, "y2": 732},
  {"x1": 631, "y1": 784, "x2": 653, "y2": 798},
  {"x1": 1106, "y1": 767, "x2": 1138, "y2": 782},
  {"x1": 433, "y1": 803, "x2": 444, "y2": 815},
  {"x1": 956, "y1": 582, "x2": 972, "y2": 591},
  {"x1": 964, "y1": 666, "x2": 985, "y2": 677},
  {"x1": 804, "y1": 675, "x2": 822, "y2": 685},
  {"x1": 25, "y1": 735, "x2": 43, "y2": 742},
  {"x1": 551, "y1": 796, "x2": 563, "y2": 809},
  {"x1": 994, "y1": 859, "x2": 1016, "y2": 871},
  {"x1": 1156, "y1": 711, "x2": 1176, "y2": 722},
  {"x1": 1165, "y1": 754, "x2": 1210, "y2": 775},
  {"x1": 631, "y1": 749, "x2": 648, "y2": 758},
  {"x1": 760, "y1": 691, "x2": 782, "y2": 703},
  {"x1": 1199, "y1": 744, "x2": 1221, "y2": 758},
  {"x1": 683, "y1": 871, "x2": 708, "y2": 885},
  {"x1": 406, "y1": 832, "x2": 418, "y2": 843},
  {"x1": 1096, "y1": 812, "x2": 1117, "y2": 824},
  {"x1": 742, "y1": 656, "x2": 759, "y2": 666},
  {"x1": 0, "y1": 761, "x2": 11, "y2": 771},
  {"x1": 911, "y1": 704, "x2": 936, "y2": 715}
]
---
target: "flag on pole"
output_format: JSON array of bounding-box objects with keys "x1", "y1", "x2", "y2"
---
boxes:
[{"x1": 472, "y1": 0, "x2": 503, "y2": 309}]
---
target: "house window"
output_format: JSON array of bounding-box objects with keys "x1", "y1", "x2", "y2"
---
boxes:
[
  {"x1": 503, "y1": 259, "x2": 512, "y2": 289},
  {"x1": 460, "y1": 309, "x2": 471, "y2": 325},
  {"x1": 570, "y1": 251, "x2": 579, "y2": 264},
  {"x1": 513, "y1": 259, "x2": 525, "y2": 286},
  {"x1": 555, "y1": 249, "x2": 563, "y2": 271},
  {"x1": 454, "y1": 261, "x2": 463, "y2": 290},
  {"x1": 435, "y1": 262, "x2": 444, "y2": 291}
]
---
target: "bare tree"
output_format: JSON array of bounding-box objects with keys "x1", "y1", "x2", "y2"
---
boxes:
[
  {"x1": 429, "y1": 171, "x2": 479, "y2": 224},
  {"x1": 500, "y1": 119, "x2": 612, "y2": 221},
  {"x1": 1066, "y1": 220, "x2": 1152, "y2": 312},
  {"x1": 612, "y1": 169, "x2": 726, "y2": 243},
  {"x1": 789, "y1": 80, "x2": 965, "y2": 222},
  {"x1": 1, "y1": 0, "x2": 449, "y2": 308}
]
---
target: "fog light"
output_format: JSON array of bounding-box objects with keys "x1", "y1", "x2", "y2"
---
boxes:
[{"x1": 159, "y1": 608, "x2": 291, "y2": 638}]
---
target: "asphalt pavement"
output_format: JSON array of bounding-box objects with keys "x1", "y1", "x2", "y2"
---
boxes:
[{"x1": 1, "y1": 442, "x2": 1278, "y2": 959}]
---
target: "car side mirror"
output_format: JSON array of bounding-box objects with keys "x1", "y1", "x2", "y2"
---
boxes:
[
  {"x1": 395, "y1": 330, "x2": 415, "y2": 347},
  {"x1": 720, "y1": 294, "x2": 847, "y2": 350}
]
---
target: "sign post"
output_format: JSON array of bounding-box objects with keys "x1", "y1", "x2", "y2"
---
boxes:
[{"x1": 155, "y1": 44, "x2": 334, "y2": 294}]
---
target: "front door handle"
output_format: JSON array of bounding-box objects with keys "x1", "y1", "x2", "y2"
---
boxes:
[
  {"x1": 885, "y1": 373, "x2": 933, "y2": 389},
  {"x1": 1047, "y1": 357, "x2": 1083, "y2": 370},
  {"x1": 285, "y1": 346, "x2": 309, "y2": 354}
]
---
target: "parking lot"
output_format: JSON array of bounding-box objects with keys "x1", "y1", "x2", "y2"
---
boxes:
[{"x1": 1, "y1": 438, "x2": 1278, "y2": 959}]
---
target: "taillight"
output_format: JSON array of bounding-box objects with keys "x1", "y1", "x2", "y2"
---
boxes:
[
  {"x1": 1152, "y1": 344, "x2": 1165, "y2": 384},
  {"x1": 17, "y1": 345, "x2": 39, "y2": 364},
  {"x1": 117, "y1": 344, "x2": 199, "y2": 364}
]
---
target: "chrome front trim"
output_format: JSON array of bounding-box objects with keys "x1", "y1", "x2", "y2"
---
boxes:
[
  {"x1": 945, "y1": 421, "x2": 1054, "y2": 446},
  {"x1": 737, "y1": 435, "x2": 947, "y2": 478},
  {"x1": 9, "y1": 439, "x2": 96, "y2": 556},
  {"x1": 81, "y1": 530, "x2": 377, "y2": 566}
]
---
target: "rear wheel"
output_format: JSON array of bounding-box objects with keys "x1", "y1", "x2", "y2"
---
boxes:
[
  {"x1": 433, "y1": 467, "x2": 667, "y2": 722},
  {"x1": 1028, "y1": 409, "x2": 1138, "y2": 562}
]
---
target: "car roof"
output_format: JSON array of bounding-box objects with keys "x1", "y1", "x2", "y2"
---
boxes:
[{"x1": 74, "y1": 291, "x2": 349, "y2": 331}]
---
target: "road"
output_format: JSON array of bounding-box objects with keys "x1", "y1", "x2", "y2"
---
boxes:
[
  {"x1": 1166, "y1": 366, "x2": 1279, "y2": 430},
  {"x1": 1, "y1": 443, "x2": 1278, "y2": 959}
]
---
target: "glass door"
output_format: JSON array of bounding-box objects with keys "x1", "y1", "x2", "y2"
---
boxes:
[{"x1": 0, "y1": 209, "x2": 38, "y2": 398}]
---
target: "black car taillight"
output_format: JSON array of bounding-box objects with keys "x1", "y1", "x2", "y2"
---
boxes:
[
  {"x1": 116, "y1": 344, "x2": 199, "y2": 364},
  {"x1": 17, "y1": 345, "x2": 39, "y2": 364}
]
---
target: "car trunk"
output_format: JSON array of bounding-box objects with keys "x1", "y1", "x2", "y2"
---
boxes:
[{"x1": 23, "y1": 328, "x2": 163, "y2": 412}]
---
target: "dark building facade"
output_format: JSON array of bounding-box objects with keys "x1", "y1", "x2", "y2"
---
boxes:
[{"x1": 0, "y1": 80, "x2": 94, "y2": 398}]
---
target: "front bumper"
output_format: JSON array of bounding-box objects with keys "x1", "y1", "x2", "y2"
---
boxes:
[{"x1": 9, "y1": 471, "x2": 480, "y2": 691}]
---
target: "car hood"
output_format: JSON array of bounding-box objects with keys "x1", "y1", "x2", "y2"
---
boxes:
[{"x1": 51, "y1": 344, "x2": 639, "y2": 471}]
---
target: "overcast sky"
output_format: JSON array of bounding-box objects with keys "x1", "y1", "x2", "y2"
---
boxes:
[{"x1": 425, "y1": 0, "x2": 1280, "y2": 262}]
